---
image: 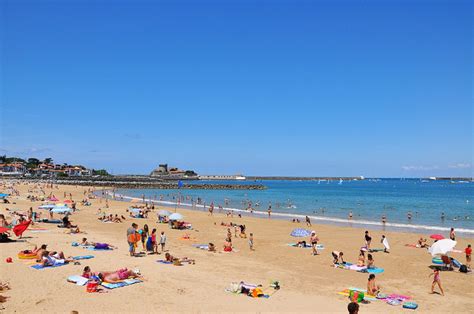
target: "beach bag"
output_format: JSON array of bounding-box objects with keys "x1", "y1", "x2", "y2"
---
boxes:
[
  {"x1": 459, "y1": 264, "x2": 468, "y2": 273},
  {"x1": 128, "y1": 233, "x2": 140, "y2": 243},
  {"x1": 349, "y1": 290, "x2": 364, "y2": 303},
  {"x1": 403, "y1": 302, "x2": 418, "y2": 309}
]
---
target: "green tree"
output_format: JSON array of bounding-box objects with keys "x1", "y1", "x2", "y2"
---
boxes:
[{"x1": 43, "y1": 158, "x2": 53, "y2": 164}]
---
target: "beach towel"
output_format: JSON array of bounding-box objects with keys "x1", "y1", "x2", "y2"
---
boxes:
[
  {"x1": 31, "y1": 263, "x2": 69, "y2": 270},
  {"x1": 287, "y1": 243, "x2": 325, "y2": 249},
  {"x1": 72, "y1": 255, "x2": 94, "y2": 260},
  {"x1": 67, "y1": 275, "x2": 90, "y2": 286},
  {"x1": 86, "y1": 247, "x2": 112, "y2": 251},
  {"x1": 192, "y1": 244, "x2": 209, "y2": 250},
  {"x1": 337, "y1": 288, "x2": 377, "y2": 301},
  {"x1": 335, "y1": 262, "x2": 384, "y2": 274},
  {"x1": 157, "y1": 260, "x2": 173, "y2": 264},
  {"x1": 369, "y1": 248, "x2": 385, "y2": 252},
  {"x1": 101, "y1": 279, "x2": 142, "y2": 289},
  {"x1": 41, "y1": 219, "x2": 62, "y2": 224}
]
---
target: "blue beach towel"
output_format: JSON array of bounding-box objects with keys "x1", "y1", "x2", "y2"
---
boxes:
[
  {"x1": 101, "y1": 279, "x2": 142, "y2": 289},
  {"x1": 157, "y1": 260, "x2": 173, "y2": 264},
  {"x1": 72, "y1": 255, "x2": 94, "y2": 260},
  {"x1": 31, "y1": 263, "x2": 69, "y2": 270}
]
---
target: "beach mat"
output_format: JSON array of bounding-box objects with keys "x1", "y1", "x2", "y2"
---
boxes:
[
  {"x1": 101, "y1": 279, "x2": 142, "y2": 289},
  {"x1": 192, "y1": 244, "x2": 209, "y2": 250},
  {"x1": 31, "y1": 263, "x2": 69, "y2": 270},
  {"x1": 72, "y1": 255, "x2": 94, "y2": 260},
  {"x1": 157, "y1": 260, "x2": 173, "y2": 264},
  {"x1": 335, "y1": 262, "x2": 384, "y2": 274},
  {"x1": 67, "y1": 275, "x2": 89, "y2": 286},
  {"x1": 86, "y1": 247, "x2": 113, "y2": 251},
  {"x1": 287, "y1": 243, "x2": 325, "y2": 249}
]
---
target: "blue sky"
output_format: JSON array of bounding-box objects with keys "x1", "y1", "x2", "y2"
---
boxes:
[{"x1": 1, "y1": 0, "x2": 472, "y2": 177}]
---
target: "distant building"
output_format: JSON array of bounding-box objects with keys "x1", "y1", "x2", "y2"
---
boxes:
[
  {"x1": 0, "y1": 163, "x2": 26, "y2": 176},
  {"x1": 150, "y1": 164, "x2": 197, "y2": 179}
]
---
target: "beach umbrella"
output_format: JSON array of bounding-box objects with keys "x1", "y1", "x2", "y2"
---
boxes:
[
  {"x1": 428, "y1": 239, "x2": 457, "y2": 257},
  {"x1": 169, "y1": 213, "x2": 183, "y2": 221},
  {"x1": 51, "y1": 206, "x2": 72, "y2": 214},
  {"x1": 290, "y1": 228, "x2": 312, "y2": 237},
  {"x1": 0, "y1": 227, "x2": 10, "y2": 233},
  {"x1": 158, "y1": 210, "x2": 171, "y2": 216},
  {"x1": 38, "y1": 204, "x2": 56, "y2": 210},
  {"x1": 430, "y1": 234, "x2": 444, "y2": 240}
]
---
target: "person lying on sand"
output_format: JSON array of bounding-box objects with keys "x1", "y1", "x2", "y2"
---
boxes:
[
  {"x1": 165, "y1": 252, "x2": 195, "y2": 265},
  {"x1": 80, "y1": 238, "x2": 117, "y2": 249},
  {"x1": 40, "y1": 250, "x2": 73, "y2": 267},
  {"x1": 98, "y1": 268, "x2": 141, "y2": 283},
  {"x1": 64, "y1": 227, "x2": 83, "y2": 234}
]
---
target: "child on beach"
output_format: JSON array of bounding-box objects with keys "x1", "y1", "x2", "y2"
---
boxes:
[
  {"x1": 367, "y1": 274, "x2": 380, "y2": 296},
  {"x1": 429, "y1": 269, "x2": 444, "y2": 296},
  {"x1": 249, "y1": 233, "x2": 254, "y2": 251},
  {"x1": 159, "y1": 231, "x2": 167, "y2": 253},
  {"x1": 367, "y1": 254, "x2": 375, "y2": 269},
  {"x1": 151, "y1": 228, "x2": 158, "y2": 254},
  {"x1": 364, "y1": 231, "x2": 372, "y2": 250},
  {"x1": 381, "y1": 235, "x2": 390, "y2": 253},
  {"x1": 332, "y1": 251, "x2": 344, "y2": 264},
  {"x1": 465, "y1": 244, "x2": 471, "y2": 269}
]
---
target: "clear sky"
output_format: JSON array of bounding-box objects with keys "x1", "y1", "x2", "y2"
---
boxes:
[{"x1": 1, "y1": 0, "x2": 472, "y2": 177}]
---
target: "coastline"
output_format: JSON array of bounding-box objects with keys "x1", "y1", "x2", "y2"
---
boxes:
[
  {"x1": 109, "y1": 191, "x2": 474, "y2": 238},
  {"x1": 1, "y1": 182, "x2": 473, "y2": 313}
]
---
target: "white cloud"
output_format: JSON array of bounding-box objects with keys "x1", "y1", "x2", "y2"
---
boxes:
[
  {"x1": 401, "y1": 165, "x2": 439, "y2": 171},
  {"x1": 448, "y1": 163, "x2": 471, "y2": 169}
]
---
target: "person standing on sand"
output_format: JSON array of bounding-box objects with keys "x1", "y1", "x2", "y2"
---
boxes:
[
  {"x1": 449, "y1": 228, "x2": 456, "y2": 241},
  {"x1": 159, "y1": 231, "x2": 167, "y2": 253},
  {"x1": 429, "y1": 269, "x2": 444, "y2": 296},
  {"x1": 465, "y1": 244, "x2": 471, "y2": 269},
  {"x1": 127, "y1": 223, "x2": 138, "y2": 256},
  {"x1": 267, "y1": 205, "x2": 272, "y2": 218},
  {"x1": 249, "y1": 233, "x2": 254, "y2": 251},
  {"x1": 305, "y1": 216, "x2": 311, "y2": 226},
  {"x1": 209, "y1": 202, "x2": 214, "y2": 216},
  {"x1": 365, "y1": 231, "x2": 372, "y2": 250},
  {"x1": 310, "y1": 231, "x2": 319, "y2": 256}
]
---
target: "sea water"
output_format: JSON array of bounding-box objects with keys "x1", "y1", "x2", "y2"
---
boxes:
[{"x1": 116, "y1": 179, "x2": 474, "y2": 236}]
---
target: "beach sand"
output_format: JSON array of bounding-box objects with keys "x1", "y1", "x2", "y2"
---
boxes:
[{"x1": 1, "y1": 182, "x2": 473, "y2": 313}]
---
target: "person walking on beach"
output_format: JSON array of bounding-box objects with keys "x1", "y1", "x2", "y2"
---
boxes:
[
  {"x1": 159, "y1": 231, "x2": 167, "y2": 253},
  {"x1": 429, "y1": 269, "x2": 444, "y2": 296},
  {"x1": 305, "y1": 216, "x2": 311, "y2": 226},
  {"x1": 381, "y1": 235, "x2": 390, "y2": 253},
  {"x1": 267, "y1": 205, "x2": 272, "y2": 218},
  {"x1": 127, "y1": 223, "x2": 138, "y2": 257},
  {"x1": 249, "y1": 233, "x2": 254, "y2": 251},
  {"x1": 465, "y1": 244, "x2": 471, "y2": 269},
  {"x1": 449, "y1": 228, "x2": 456, "y2": 241},
  {"x1": 365, "y1": 231, "x2": 372, "y2": 250},
  {"x1": 209, "y1": 202, "x2": 214, "y2": 216},
  {"x1": 310, "y1": 231, "x2": 319, "y2": 255}
]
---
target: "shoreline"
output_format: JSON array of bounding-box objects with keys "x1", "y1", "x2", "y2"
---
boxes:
[{"x1": 108, "y1": 191, "x2": 474, "y2": 238}]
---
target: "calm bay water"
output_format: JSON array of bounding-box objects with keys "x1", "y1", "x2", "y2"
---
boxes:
[{"x1": 117, "y1": 179, "x2": 474, "y2": 235}]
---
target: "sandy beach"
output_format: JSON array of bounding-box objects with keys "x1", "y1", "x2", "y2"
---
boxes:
[{"x1": 1, "y1": 181, "x2": 473, "y2": 313}]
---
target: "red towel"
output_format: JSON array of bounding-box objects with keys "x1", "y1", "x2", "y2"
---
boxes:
[{"x1": 13, "y1": 220, "x2": 31, "y2": 237}]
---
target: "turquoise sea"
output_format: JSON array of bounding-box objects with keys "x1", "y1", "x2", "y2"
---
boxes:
[{"x1": 116, "y1": 179, "x2": 474, "y2": 236}]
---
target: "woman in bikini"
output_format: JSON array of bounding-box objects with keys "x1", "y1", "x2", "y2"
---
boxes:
[
  {"x1": 367, "y1": 274, "x2": 380, "y2": 296},
  {"x1": 429, "y1": 269, "x2": 444, "y2": 295},
  {"x1": 98, "y1": 268, "x2": 141, "y2": 283}
]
